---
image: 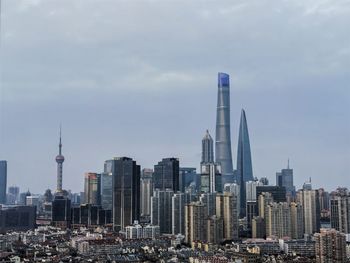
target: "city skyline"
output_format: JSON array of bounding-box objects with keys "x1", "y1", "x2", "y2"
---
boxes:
[{"x1": 0, "y1": 1, "x2": 349, "y2": 193}]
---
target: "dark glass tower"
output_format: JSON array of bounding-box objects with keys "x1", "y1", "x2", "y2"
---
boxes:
[
  {"x1": 0, "y1": 161, "x2": 7, "y2": 204},
  {"x1": 201, "y1": 130, "x2": 214, "y2": 164},
  {"x1": 112, "y1": 157, "x2": 140, "y2": 231},
  {"x1": 236, "y1": 109, "x2": 254, "y2": 217},
  {"x1": 153, "y1": 158, "x2": 180, "y2": 191},
  {"x1": 215, "y1": 73, "x2": 234, "y2": 185}
]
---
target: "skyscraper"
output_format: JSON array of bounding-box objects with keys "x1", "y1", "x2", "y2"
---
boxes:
[
  {"x1": 185, "y1": 201, "x2": 206, "y2": 244},
  {"x1": 276, "y1": 161, "x2": 295, "y2": 197},
  {"x1": 179, "y1": 167, "x2": 197, "y2": 192},
  {"x1": 151, "y1": 189, "x2": 174, "y2": 234},
  {"x1": 0, "y1": 161, "x2": 7, "y2": 204},
  {"x1": 330, "y1": 188, "x2": 350, "y2": 234},
  {"x1": 216, "y1": 192, "x2": 239, "y2": 240},
  {"x1": 141, "y1": 176, "x2": 153, "y2": 217},
  {"x1": 100, "y1": 172, "x2": 113, "y2": 210},
  {"x1": 237, "y1": 109, "x2": 254, "y2": 217},
  {"x1": 55, "y1": 127, "x2": 64, "y2": 193},
  {"x1": 202, "y1": 130, "x2": 214, "y2": 164},
  {"x1": 153, "y1": 158, "x2": 180, "y2": 191},
  {"x1": 84, "y1": 173, "x2": 101, "y2": 205},
  {"x1": 297, "y1": 188, "x2": 320, "y2": 235},
  {"x1": 200, "y1": 163, "x2": 222, "y2": 193},
  {"x1": 215, "y1": 72, "x2": 234, "y2": 185},
  {"x1": 111, "y1": 157, "x2": 140, "y2": 232}
]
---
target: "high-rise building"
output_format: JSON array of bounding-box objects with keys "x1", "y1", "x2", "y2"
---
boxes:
[
  {"x1": 100, "y1": 172, "x2": 112, "y2": 210},
  {"x1": 200, "y1": 192, "x2": 217, "y2": 218},
  {"x1": 0, "y1": 161, "x2": 7, "y2": 204},
  {"x1": 202, "y1": 130, "x2": 214, "y2": 164},
  {"x1": 276, "y1": 161, "x2": 295, "y2": 197},
  {"x1": 52, "y1": 195, "x2": 71, "y2": 229},
  {"x1": 151, "y1": 189, "x2": 174, "y2": 234},
  {"x1": 246, "y1": 180, "x2": 261, "y2": 202},
  {"x1": 236, "y1": 109, "x2": 254, "y2": 217},
  {"x1": 315, "y1": 228, "x2": 347, "y2": 263},
  {"x1": 0, "y1": 206, "x2": 36, "y2": 233},
  {"x1": 265, "y1": 202, "x2": 291, "y2": 238},
  {"x1": 290, "y1": 202, "x2": 304, "y2": 239},
  {"x1": 318, "y1": 188, "x2": 330, "y2": 218},
  {"x1": 215, "y1": 72, "x2": 234, "y2": 185},
  {"x1": 185, "y1": 202, "x2": 206, "y2": 244},
  {"x1": 141, "y1": 176, "x2": 153, "y2": 217},
  {"x1": 256, "y1": 186, "x2": 287, "y2": 203},
  {"x1": 153, "y1": 158, "x2": 180, "y2": 191},
  {"x1": 297, "y1": 189, "x2": 320, "y2": 235},
  {"x1": 330, "y1": 188, "x2": 350, "y2": 234},
  {"x1": 252, "y1": 216, "x2": 265, "y2": 238},
  {"x1": 259, "y1": 177, "x2": 269, "y2": 186},
  {"x1": 84, "y1": 173, "x2": 101, "y2": 205},
  {"x1": 111, "y1": 157, "x2": 140, "y2": 232},
  {"x1": 179, "y1": 167, "x2": 197, "y2": 192},
  {"x1": 141, "y1": 168, "x2": 153, "y2": 179},
  {"x1": 172, "y1": 192, "x2": 191, "y2": 235},
  {"x1": 200, "y1": 163, "x2": 222, "y2": 193},
  {"x1": 223, "y1": 183, "x2": 240, "y2": 214},
  {"x1": 216, "y1": 192, "x2": 239, "y2": 240},
  {"x1": 55, "y1": 127, "x2": 65, "y2": 193},
  {"x1": 207, "y1": 215, "x2": 224, "y2": 244},
  {"x1": 7, "y1": 186, "x2": 19, "y2": 205},
  {"x1": 246, "y1": 200, "x2": 258, "y2": 232}
]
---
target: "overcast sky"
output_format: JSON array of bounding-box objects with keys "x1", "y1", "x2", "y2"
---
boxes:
[{"x1": 0, "y1": 0, "x2": 349, "y2": 193}]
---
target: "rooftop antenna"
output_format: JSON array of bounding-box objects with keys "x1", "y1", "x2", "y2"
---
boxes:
[{"x1": 287, "y1": 158, "x2": 290, "y2": 169}]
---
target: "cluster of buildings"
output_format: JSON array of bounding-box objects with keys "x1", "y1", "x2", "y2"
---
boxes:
[{"x1": 0, "y1": 73, "x2": 349, "y2": 262}]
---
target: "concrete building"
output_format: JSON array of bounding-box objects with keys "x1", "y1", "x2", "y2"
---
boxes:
[
  {"x1": 297, "y1": 189, "x2": 320, "y2": 235},
  {"x1": 153, "y1": 158, "x2": 180, "y2": 191},
  {"x1": 206, "y1": 215, "x2": 223, "y2": 244},
  {"x1": 315, "y1": 228, "x2": 347, "y2": 263},
  {"x1": 216, "y1": 192, "x2": 239, "y2": 240},
  {"x1": 265, "y1": 202, "x2": 291, "y2": 238},
  {"x1": 330, "y1": 188, "x2": 350, "y2": 234},
  {"x1": 290, "y1": 202, "x2": 304, "y2": 239},
  {"x1": 151, "y1": 189, "x2": 174, "y2": 234},
  {"x1": 185, "y1": 202, "x2": 206, "y2": 244},
  {"x1": 0, "y1": 161, "x2": 7, "y2": 205},
  {"x1": 140, "y1": 177, "x2": 153, "y2": 216}
]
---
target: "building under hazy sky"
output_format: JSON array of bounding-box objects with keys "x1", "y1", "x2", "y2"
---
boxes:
[{"x1": 0, "y1": 1, "x2": 349, "y2": 192}]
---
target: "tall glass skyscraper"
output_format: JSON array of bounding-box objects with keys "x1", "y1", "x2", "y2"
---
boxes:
[
  {"x1": 215, "y1": 73, "x2": 234, "y2": 185},
  {"x1": 0, "y1": 161, "x2": 7, "y2": 204},
  {"x1": 153, "y1": 158, "x2": 180, "y2": 191},
  {"x1": 202, "y1": 130, "x2": 214, "y2": 164},
  {"x1": 236, "y1": 109, "x2": 254, "y2": 217},
  {"x1": 111, "y1": 157, "x2": 141, "y2": 231}
]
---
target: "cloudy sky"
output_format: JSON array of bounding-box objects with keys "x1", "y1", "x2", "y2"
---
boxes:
[{"x1": 0, "y1": 0, "x2": 349, "y2": 193}]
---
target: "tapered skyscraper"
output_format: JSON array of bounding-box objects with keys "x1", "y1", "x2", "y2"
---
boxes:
[
  {"x1": 215, "y1": 72, "x2": 234, "y2": 185},
  {"x1": 55, "y1": 127, "x2": 65, "y2": 193},
  {"x1": 236, "y1": 109, "x2": 253, "y2": 217}
]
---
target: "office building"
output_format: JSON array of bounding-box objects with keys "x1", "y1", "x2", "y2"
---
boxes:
[
  {"x1": 0, "y1": 205, "x2": 36, "y2": 233},
  {"x1": 172, "y1": 193, "x2": 185, "y2": 235},
  {"x1": 315, "y1": 228, "x2": 347, "y2": 263},
  {"x1": 330, "y1": 188, "x2": 350, "y2": 234},
  {"x1": 0, "y1": 161, "x2": 7, "y2": 204},
  {"x1": 153, "y1": 158, "x2": 179, "y2": 191},
  {"x1": 297, "y1": 189, "x2": 320, "y2": 235},
  {"x1": 236, "y1": 109, "x2": 254, "y2": 217},
  {"x1": 111, "y1": 157, "x2": 140, "y2": 232},
  {"x1": 7, "y1": 186, "x2": 19, "y2": 205},
  {"x1": 71, "y1": 204, "x2": 112, "y2": 226},
  {"x1": 200, "y1": 163, "x2": 222, "y2": 193},
  {"x1": 256, "y1": 186, "x2": 286, "y2": 203},
  {"x1": 200, "y1": 192, "x2": 217, "y2": 217},
  {"x1": 318, "y1": 188, "x2": 330, "y2": 217},
  {"x1": 141, "y1": 168, "x2": 153, "y2": 179},
  {"x1": 276, "y1": 161, "x2": 295, "y2": 197},
  {"x1": 202, "y1": 129, "x2": 214, "y2": 164},
  {"x1": 215, "y1": 72, "x2": 234, "y2": 185},
  {"x1": 141, "y1": 176, "x2": 153, "y2": 217},
  {"x1": 185, "y1": 202, "x2": 206, "y2": 244},
  {"x1": 246, "y1": 200, "x2": 258, "y2": 231},
  {"x1": 259, "y1": 177, "x2": 269, "y2": 186},
  {"x1": 151, "y1": 189, "x2": 174, "y2": 234},
  {"x1": 52, "y1": 195, "x2": 71, "y2": 229},
  {"x1": 100, "y1": 172, "x2": 112, "y2": 210},
  {"x1": 179, "y1": 167, "x2": 197, "y2": 192},
  {"x1": 84, "y1": 173, "x2": 101, "y2": 205}
]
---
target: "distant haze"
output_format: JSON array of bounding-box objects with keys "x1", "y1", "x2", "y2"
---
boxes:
[{"x1": 0, "y1": 0, "x2": 349, "y2": 193}]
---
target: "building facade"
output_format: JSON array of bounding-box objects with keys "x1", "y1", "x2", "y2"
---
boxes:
[{"x1": 153, "y1": 158, "x2": 180, "y2": 191}]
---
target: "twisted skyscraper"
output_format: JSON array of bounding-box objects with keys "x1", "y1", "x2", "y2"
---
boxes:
[
  {"x1": 215, "y1": 73, "x2": 234, "y2": 185},
  {"x1": 236, "y1": 109, "x2": 253, "y2": 216}
]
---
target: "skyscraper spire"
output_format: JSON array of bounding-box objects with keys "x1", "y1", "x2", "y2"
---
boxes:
[
  {"x1": 215, "y1": 72, "x2": 234, "y2": 185},
  {"x1": 55, "y1": 125, "x2": 65, "y2": 193},
  {"x1": 236, "y1": 109, "x2": 253, "y2": 217}
]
